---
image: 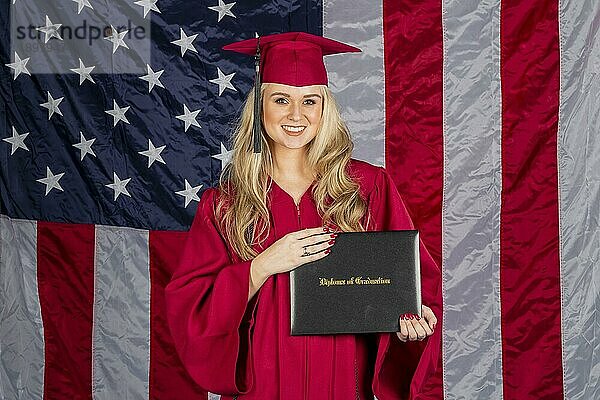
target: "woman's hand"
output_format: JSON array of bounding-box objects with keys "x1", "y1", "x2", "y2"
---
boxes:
[
  {"x1": 396, "y1": 305, "x2": 437, "y2": 342},
  {"x1": 249, "y1": 227, "x2": 336, "y2": 299}
]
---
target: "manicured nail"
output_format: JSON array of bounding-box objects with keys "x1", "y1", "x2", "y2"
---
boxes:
[
  {"x1": 328, "y1": 239, "x2": 335, "y2": 245},
  {"x1": 323, "y1": 227, "x2": 329, "y2": 232},
  {"x1": 330, "y1": 234, "x2": 336, "y2": 238},
  {"x1": 410, "y1": 314, "x2": 415, "y2": 320},
  {"x1": 324, "y1": 249, "x2": 331, "y2": 254},
  {"x1": 416, "y1": 315, "x2": 421, "y2": 320}
]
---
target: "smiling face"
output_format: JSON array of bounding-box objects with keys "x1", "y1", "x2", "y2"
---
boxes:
[{"x1": 262, "y1": 83, "x2": 324, "y2": 153}]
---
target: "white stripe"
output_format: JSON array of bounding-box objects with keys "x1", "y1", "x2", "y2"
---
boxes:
[
  {"x1": 558, "y1": 1, "x2": 600, "y2": 399},
  {"x1": 92, "y1": 225, "x2": 150, "y2": 400},
  {"x1": 0, "y1": 216, "x2": 45, "y2": 399},
  {"x1": 323, "y1": 0, "x2": 386, "y2": 166},
  {"x1": 441, "y1": 0, "x2": 504, "y2": 398}
]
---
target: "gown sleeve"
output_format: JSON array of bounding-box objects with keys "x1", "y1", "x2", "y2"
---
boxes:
[
  {"x1": 368, "y1": 167, "x2": 443, "y2": 400},
  {"x1": 164, "y1": 188, "x2": 259, "y2": 395}
]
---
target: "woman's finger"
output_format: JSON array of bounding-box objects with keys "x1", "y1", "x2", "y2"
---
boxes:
[
  {"x1": 295, "y1": 227, "x2": 334, "y2": 240},
  {"x1": 422, "y1": 305, "x2": 437, "y2": 330},
  {"x1": 410, "y1": 318, "x2": 427, "y2": 340},
  {"x1": 416, "y1": 315, "x2": 433, "y2": 336},
  {"x1": 405, "y1": 316, "x2": 418, "y2": 340},
  {"x1": 398, "y1": 317, "x2": 409, "y2": 342}
]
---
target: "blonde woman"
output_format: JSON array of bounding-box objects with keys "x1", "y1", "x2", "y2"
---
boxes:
[{"x1": 166, "y1": 32, "x2": 441, "y2": 400}]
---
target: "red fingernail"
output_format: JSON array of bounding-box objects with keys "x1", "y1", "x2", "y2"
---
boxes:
[
  {"x1": 328, "y1": 239, "x2": 335, "y2": 245},
  {"x1": 416, "y1": 315, "x2": 421, "y2": 320},
  {"x1": 323, "y1": 227, "x2": 329, "y2": 232},
  {"x1": 330, "y1": 234, "x2": 336, "y2": 238},
  {"x1": 324, "y1": 249, "x2": 331, "y2": 254},
  {"x1": 410, "y1": 314, "x2": 415, "y2": 320}
]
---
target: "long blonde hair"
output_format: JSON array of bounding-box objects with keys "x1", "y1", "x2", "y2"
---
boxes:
[{"x1": 215, "y1": 84, "x2": 369, "y2": 260}]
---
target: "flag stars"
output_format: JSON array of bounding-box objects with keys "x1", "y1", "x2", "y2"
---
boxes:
[
  {"x1": 210, "y1": 67, "x2": 237, "y2": 96},
  {"x1": 138, "y1": 139, "x2": 166, "y2": 167},
  {"x1": 72, "y1": 0, "x2": 93, "y2": 14},
  {"x1": 105, "y1": 100, "x2": 131, "y2": 126},
  {"x1": 139, "y1": 64, "x2": 165, "y2": 93},
  {"x1": 40, "y1": 92, "x2": 64, "y2": 120},
  {"x1": 211, "y1": 142, "x2": 233, "y2": 168},
  {"x1": 72, "y1": 131, "x2": 97, "y2": 160},
  {"x1": 134, "y1": 0, "x2": 161, "y2": 18},
  {"x1": 176, "y1": 179, "x2": 202, "y2": 208},
  {"x1": 105, "y1": 172, "x2": 132, "y2": 201},
  {"x1": 171, "y1": 28, "x2": 198, "y2": 57},
  {"x1": 70, "y1": 58, "x2": 96, "y2": 85},
  {"x1": 5, "y1": 51, "x2": 30, "y2": 80},
  {"x1": 208, "y1": 1, "x2": 236, "y2": 22},
  {"x1": 104, "y1": 25, "x2": 130, "y2": 54},
  {"x1": 3, "y1": 126, "x2": 30, "y2": 155},
  {"x1": 36, "y1": 15, "x2": 63, "y2": 43},
  {"x1": 176, "y1": 104, "x2": 201, "y2": 132},
  {"x1": 37, "y1": 166, "x2": 65, "y2": 196}
]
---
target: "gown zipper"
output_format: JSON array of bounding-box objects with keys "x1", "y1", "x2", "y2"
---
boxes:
[{"x1": 297, "y1": 201, "x2": 309, "y2": 400}]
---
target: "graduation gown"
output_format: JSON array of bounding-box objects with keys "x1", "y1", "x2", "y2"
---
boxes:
[{"x1": 165, "y1": 159, "x2": 442, "y2": 400}]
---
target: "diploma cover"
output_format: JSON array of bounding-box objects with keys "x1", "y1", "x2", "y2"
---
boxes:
[{"x1": 290, "y1": 230, "x2": 421, "y2": 335}]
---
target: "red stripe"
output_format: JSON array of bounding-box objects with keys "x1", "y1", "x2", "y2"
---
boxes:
[
  {"x1": 37, "y1": 221, "x2": 94, "y2": 400},
  {"x1": 382, "y1": 1, "x2": 444, "y2": 266},
  {"x1": 500, "y1": 0, "x2": 563, "y2": 398},
  {"x1": 149, "y1": 230, "x2": 207, "y2": 400},
  {"x1": 382, "y1": 1, "x2": 444, "y2": 397}
]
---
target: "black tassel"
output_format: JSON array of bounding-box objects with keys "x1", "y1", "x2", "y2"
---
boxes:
[{"x1": 252, "y1": 35, "x2": 262, "y2": 153}]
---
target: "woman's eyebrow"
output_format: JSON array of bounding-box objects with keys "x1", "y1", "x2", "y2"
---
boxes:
[{"x1": 269, "y1": 92, "x2": 322, "y2": 99}]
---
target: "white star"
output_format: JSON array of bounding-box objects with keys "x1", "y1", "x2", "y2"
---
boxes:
[
  {"x1": 36, "y1": 15, "x2": 63, "y2": 43},
  {"x1": 139, "y1": 64, "x2": 165, "y2": 92},
  {"x1": 176, "y1": 104, "x2": 201, "y2": 132},
  {"x1": 70, "y1": 58, "x2": 95, "y2": 85},
  {"x1": 105, "y1": 100, "x2": 130, "y2": 126},
  {"x1": 36, "y1": 166, "x2": 65, "y2": 196},
  {"x1": 40, "y1": 92, "x2": 64, "y2": 120},
  {"x1": 3, "y1": 126, "x2": 30, "y2": 155},
  {"x1": 171, "y1": 28, "x2": 198, "y2": 57},
  {"x1": 175, "y1": 179, "x2": 202, "y2": 208},
  {"x1": 72, "y1": 0, "x2": 93, "y2": 14},
  {"x1": 105, "y1": 172, "x2": 132, "y2": 201},
  {"x1": 5, "y1": 51, "x2": 30, "y2": 80},
  {"x1": 209, "y1": 67, "x2": 237, "y2": 96},
  {"x1": 138, "y1": 139, "x2": 166, "y2": 167},
  {"x1": 208, "y1": 1, "x2": 236, "y2": 22},
  {"x1": 104, "y1": 25, "x2": 129, "y2": 54},
  {"x1": 211, "y1": 142, "x2": 234, "y2": 169},
  {"x1": 72, "y1": 131, "x2": 97, "y2": 160},
  {"x1": 134, "y1": 0, "x2": 161, "y2": 18}
]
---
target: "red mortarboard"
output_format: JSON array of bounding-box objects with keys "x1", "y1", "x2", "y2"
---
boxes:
[
  {"x1": 223, "y1": 32, "x2": 361, "y2": 86},
  {"x1": 222, "y1": 32, "x2": 361, "y2": 153}
]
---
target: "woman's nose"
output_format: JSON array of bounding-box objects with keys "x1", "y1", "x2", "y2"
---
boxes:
[{"x1": 287, "y1": 103, "x2": 302, "y2": 121}]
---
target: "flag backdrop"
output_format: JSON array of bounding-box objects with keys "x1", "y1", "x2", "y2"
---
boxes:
[{"x1": 1, "y1": 0, "x2": 598, "y2": 399}]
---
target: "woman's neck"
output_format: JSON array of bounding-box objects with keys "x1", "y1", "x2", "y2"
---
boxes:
[{"x1": 271, "y1": 148, "x2": 314, "y2": 183}]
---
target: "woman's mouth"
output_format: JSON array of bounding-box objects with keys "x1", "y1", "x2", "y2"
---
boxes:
[{"x1": 282, "y1": 125, "x2": 307, "y2": 135}]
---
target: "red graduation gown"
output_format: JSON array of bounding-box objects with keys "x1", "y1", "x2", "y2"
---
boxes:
[{"x1": 165, "y1": 159, "x2": 442, "y2": 399}]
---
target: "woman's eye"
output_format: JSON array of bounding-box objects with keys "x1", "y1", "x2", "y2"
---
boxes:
[
  {"x1": 304, "y1": 99, "x2": 317, "y2": 105},
  {"x1": 275, "y1": 98, "x2": 288, "y2": 104}
]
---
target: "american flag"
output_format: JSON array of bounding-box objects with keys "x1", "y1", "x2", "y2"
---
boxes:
[{"x1": 1, "y1": 0, "x2": 598, "y2": 399}]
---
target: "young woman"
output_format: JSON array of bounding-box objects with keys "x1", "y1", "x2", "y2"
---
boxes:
[{"x1": 165, "y1": 32, "x2": 441, "y2": 399}]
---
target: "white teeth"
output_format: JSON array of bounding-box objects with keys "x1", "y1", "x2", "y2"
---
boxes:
[{"x1": 282, "y1": 125, "x2": 306, "y2": 133}]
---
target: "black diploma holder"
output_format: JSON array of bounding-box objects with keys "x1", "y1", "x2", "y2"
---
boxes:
[{"x1": 289, "y1": 230, "x2": 422, "y2": 335}]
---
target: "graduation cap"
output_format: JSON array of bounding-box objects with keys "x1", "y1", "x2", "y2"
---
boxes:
[{"x1": 223, "y1": 32, "x2": 361, "y2": 153}]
